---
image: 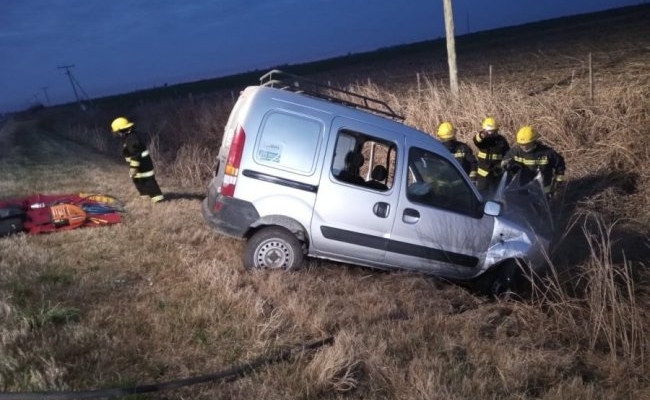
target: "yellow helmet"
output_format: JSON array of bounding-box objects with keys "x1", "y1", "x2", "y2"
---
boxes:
[
  {"x1": 437, "y1": 121, "x2": 456, "y2": 140},
  {"x1": 481, "y1": 117, "x2": 498, "y2": 131},
  {"x1": 111, "y1": 117, "x2": 134, "y2": 133},
  {"x1": 516, "y1": 125, "x2": 539, "y2": 145}
]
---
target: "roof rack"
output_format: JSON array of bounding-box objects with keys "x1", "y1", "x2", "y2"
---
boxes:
[{"x1": 259, "y1": 69, "x2": 404, "y2": 121}]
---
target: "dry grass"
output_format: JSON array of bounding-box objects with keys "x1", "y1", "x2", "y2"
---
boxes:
[{"x1": 2, "y1": 7, "x2": 650, "y2": 399}]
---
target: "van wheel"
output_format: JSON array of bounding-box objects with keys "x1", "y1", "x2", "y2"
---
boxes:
[
  {"x1": 472, "y1": 261, "x2": 516, "y2": 298},
  {"x1": 243, "y1": 227, "x2": 304, "y2": 271},
  {"x1": 488, "y1": 271, "x2": 517, "y2": 298},
  {"x1": 486, "y1": 260, "x2": 531, "y2": 299}
]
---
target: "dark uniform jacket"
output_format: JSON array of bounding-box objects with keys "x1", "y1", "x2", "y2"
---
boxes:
[
  {"x1": 503, "y1": 142, "x2": 566, "y2": 193},
  {"x1": 443, "y1": 140, "x2": 478, "y2": 179},
  {"x1": 122, "y1": 132, "x2": 155, "y2": 178},
  {"x1": 473, "y1": 132, "x2": 510, "y2": 179}
]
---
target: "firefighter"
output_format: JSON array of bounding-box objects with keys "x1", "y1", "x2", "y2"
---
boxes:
[
  {"x1": 501, "y1": 125, "x2": 566, "y2": 198},
  {"x1": 436, "y1": 122, "x2": 477, "y2": 183},
  {"x1": 473, "y1": 117, "x2": 510, "y2": 196},
  {"x1": 110, "y1": 117, "x2": 165, "y2": 203}
]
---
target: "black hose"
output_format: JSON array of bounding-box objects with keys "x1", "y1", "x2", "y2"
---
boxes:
[{"x1": 0, "y1": 336, "x2": 334, "y2": 400}]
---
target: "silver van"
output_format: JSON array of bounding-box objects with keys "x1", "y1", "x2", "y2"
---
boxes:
[{"x1": 202, "y1": 70, "x2": 553, "y2": 295}]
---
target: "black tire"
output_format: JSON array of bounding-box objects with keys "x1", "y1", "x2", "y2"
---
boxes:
[
  {"x1": 488, "y1": 271, "x2": 518, "y2": 299},
  {"x1": 478, "y1": 260, "x2": 531, "y2": 299},
  {"x1": 243, "y1": 227, "x2": 304, "y2": 271}
]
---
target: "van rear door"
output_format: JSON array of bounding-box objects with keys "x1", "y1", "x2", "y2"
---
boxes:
[{"x1": 211, "y1": 87, "x2": 253, "y2": 187}]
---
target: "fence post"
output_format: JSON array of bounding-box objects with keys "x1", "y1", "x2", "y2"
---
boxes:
[
  {"x1": 589, "y1": 52, "x2": 594, "y2": 103},
  {"x1": 489, "y1": 64, "x2": 493, "y2": 95},
  {"x1": 416, "y1": 73, "x2": 421, "y2": 100}
]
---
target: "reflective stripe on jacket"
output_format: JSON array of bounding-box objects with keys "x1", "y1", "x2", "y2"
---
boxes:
[
  {"x1": 473, "y1": 132, "x2": 510, "y2": 177},
  {"x1": 122, "y1": 132, "x2": 155, "y2": 175},
  {"x1": 503, "y1": 142, "x2": 566, "y2": 191},
  {"x1": 443, "y1": 140, "x2": 478, "y2": 179},
  {"x1": 134, "y1": 170, "x2": 155, "y2": 178}
]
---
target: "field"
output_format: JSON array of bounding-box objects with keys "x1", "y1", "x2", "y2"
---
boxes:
[{"x1": 2, "y1": 4, "x2": 650, "y2": 399}]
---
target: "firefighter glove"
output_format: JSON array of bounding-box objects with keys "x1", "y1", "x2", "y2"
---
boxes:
[
  {"x1": 550, "y1": 179, "x2": 565, "y2": 200},
  {"x1": 129, "y1": 168, "x2": 137, "y2": 178}
]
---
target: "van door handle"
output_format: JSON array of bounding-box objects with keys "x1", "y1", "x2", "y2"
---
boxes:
[
  {"x1": 402, "y1": 208, "x2": 420, "y2": 224},
  {"x1": 373, "y1": 202, "x2": 390, "y2": 218}
]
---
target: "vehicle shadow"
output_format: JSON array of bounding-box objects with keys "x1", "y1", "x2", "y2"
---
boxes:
[
  {"x1": 163, "y1": 192, "x2": 205, "y2": 202},
  {"x1": 550, "y1": 169, "x2": 648, "y2": 267}
]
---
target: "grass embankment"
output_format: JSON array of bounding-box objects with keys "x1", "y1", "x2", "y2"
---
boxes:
[{"x1": 2, "y1": 9, "x2": 650, "y2": 400}]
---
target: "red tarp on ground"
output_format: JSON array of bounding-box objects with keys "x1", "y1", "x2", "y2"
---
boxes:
[{"x1": 0, "y1": 193, "x2": 123, "y2": 235}]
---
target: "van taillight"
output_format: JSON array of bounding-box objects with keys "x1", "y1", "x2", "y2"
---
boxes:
[{"x1": 220, "y1": 126, "x2": 245, "y2": 197}]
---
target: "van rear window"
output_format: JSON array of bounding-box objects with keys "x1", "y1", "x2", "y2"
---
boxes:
[{"x1": 255, "y1": 111, "x2": 323, "y2": 175}]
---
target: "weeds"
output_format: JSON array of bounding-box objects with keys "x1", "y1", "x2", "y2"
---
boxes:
[
  {"x1": 2, "y1": 8, "x2": 650, "y2": 399},
  {"x1": 529, "y1": 212, "x2": 649, "y2": 381}
]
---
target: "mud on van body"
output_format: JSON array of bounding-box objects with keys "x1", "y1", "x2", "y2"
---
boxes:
[{"x1": 202, "y1": 70, "x2": 553, "y2": 296}]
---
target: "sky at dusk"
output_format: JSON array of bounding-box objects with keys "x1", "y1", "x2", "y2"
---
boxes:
[{"x1": 0, "y1": 0, "x2": 644, "y2": 112}]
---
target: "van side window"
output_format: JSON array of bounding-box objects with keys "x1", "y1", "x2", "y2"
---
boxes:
[
  {"x1": 332, "y1": 130, "x2": 396, "y2": 191},
  {"x1": 254, "y1": 111, "x2": 323, "y2": 175},
  {"x1": 406, "y1": 147, "x2": 479, "y2": 216}
]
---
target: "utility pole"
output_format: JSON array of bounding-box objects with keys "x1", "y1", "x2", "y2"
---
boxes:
[
  {"x1": 442, "y1": 0, "x2": 459, "y2": 98},
  {"x1": 58, "y1": 64, "x2": 81, "y2": 104},
  {"x1": 57, "y1": 64, "x2": 91, "y2": 110},
  {"x1": 40, "y1": 86, "x2": 51, "y2": 105}
]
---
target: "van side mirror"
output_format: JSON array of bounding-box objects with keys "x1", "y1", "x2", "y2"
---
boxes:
[{"x1": 483, "y1": 200, "x2": 502, "y2": 217}]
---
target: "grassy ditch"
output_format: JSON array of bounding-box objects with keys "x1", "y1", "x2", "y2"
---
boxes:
[{"x1": 2, "y1": 8, "x2": 650, "y2": 399}]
